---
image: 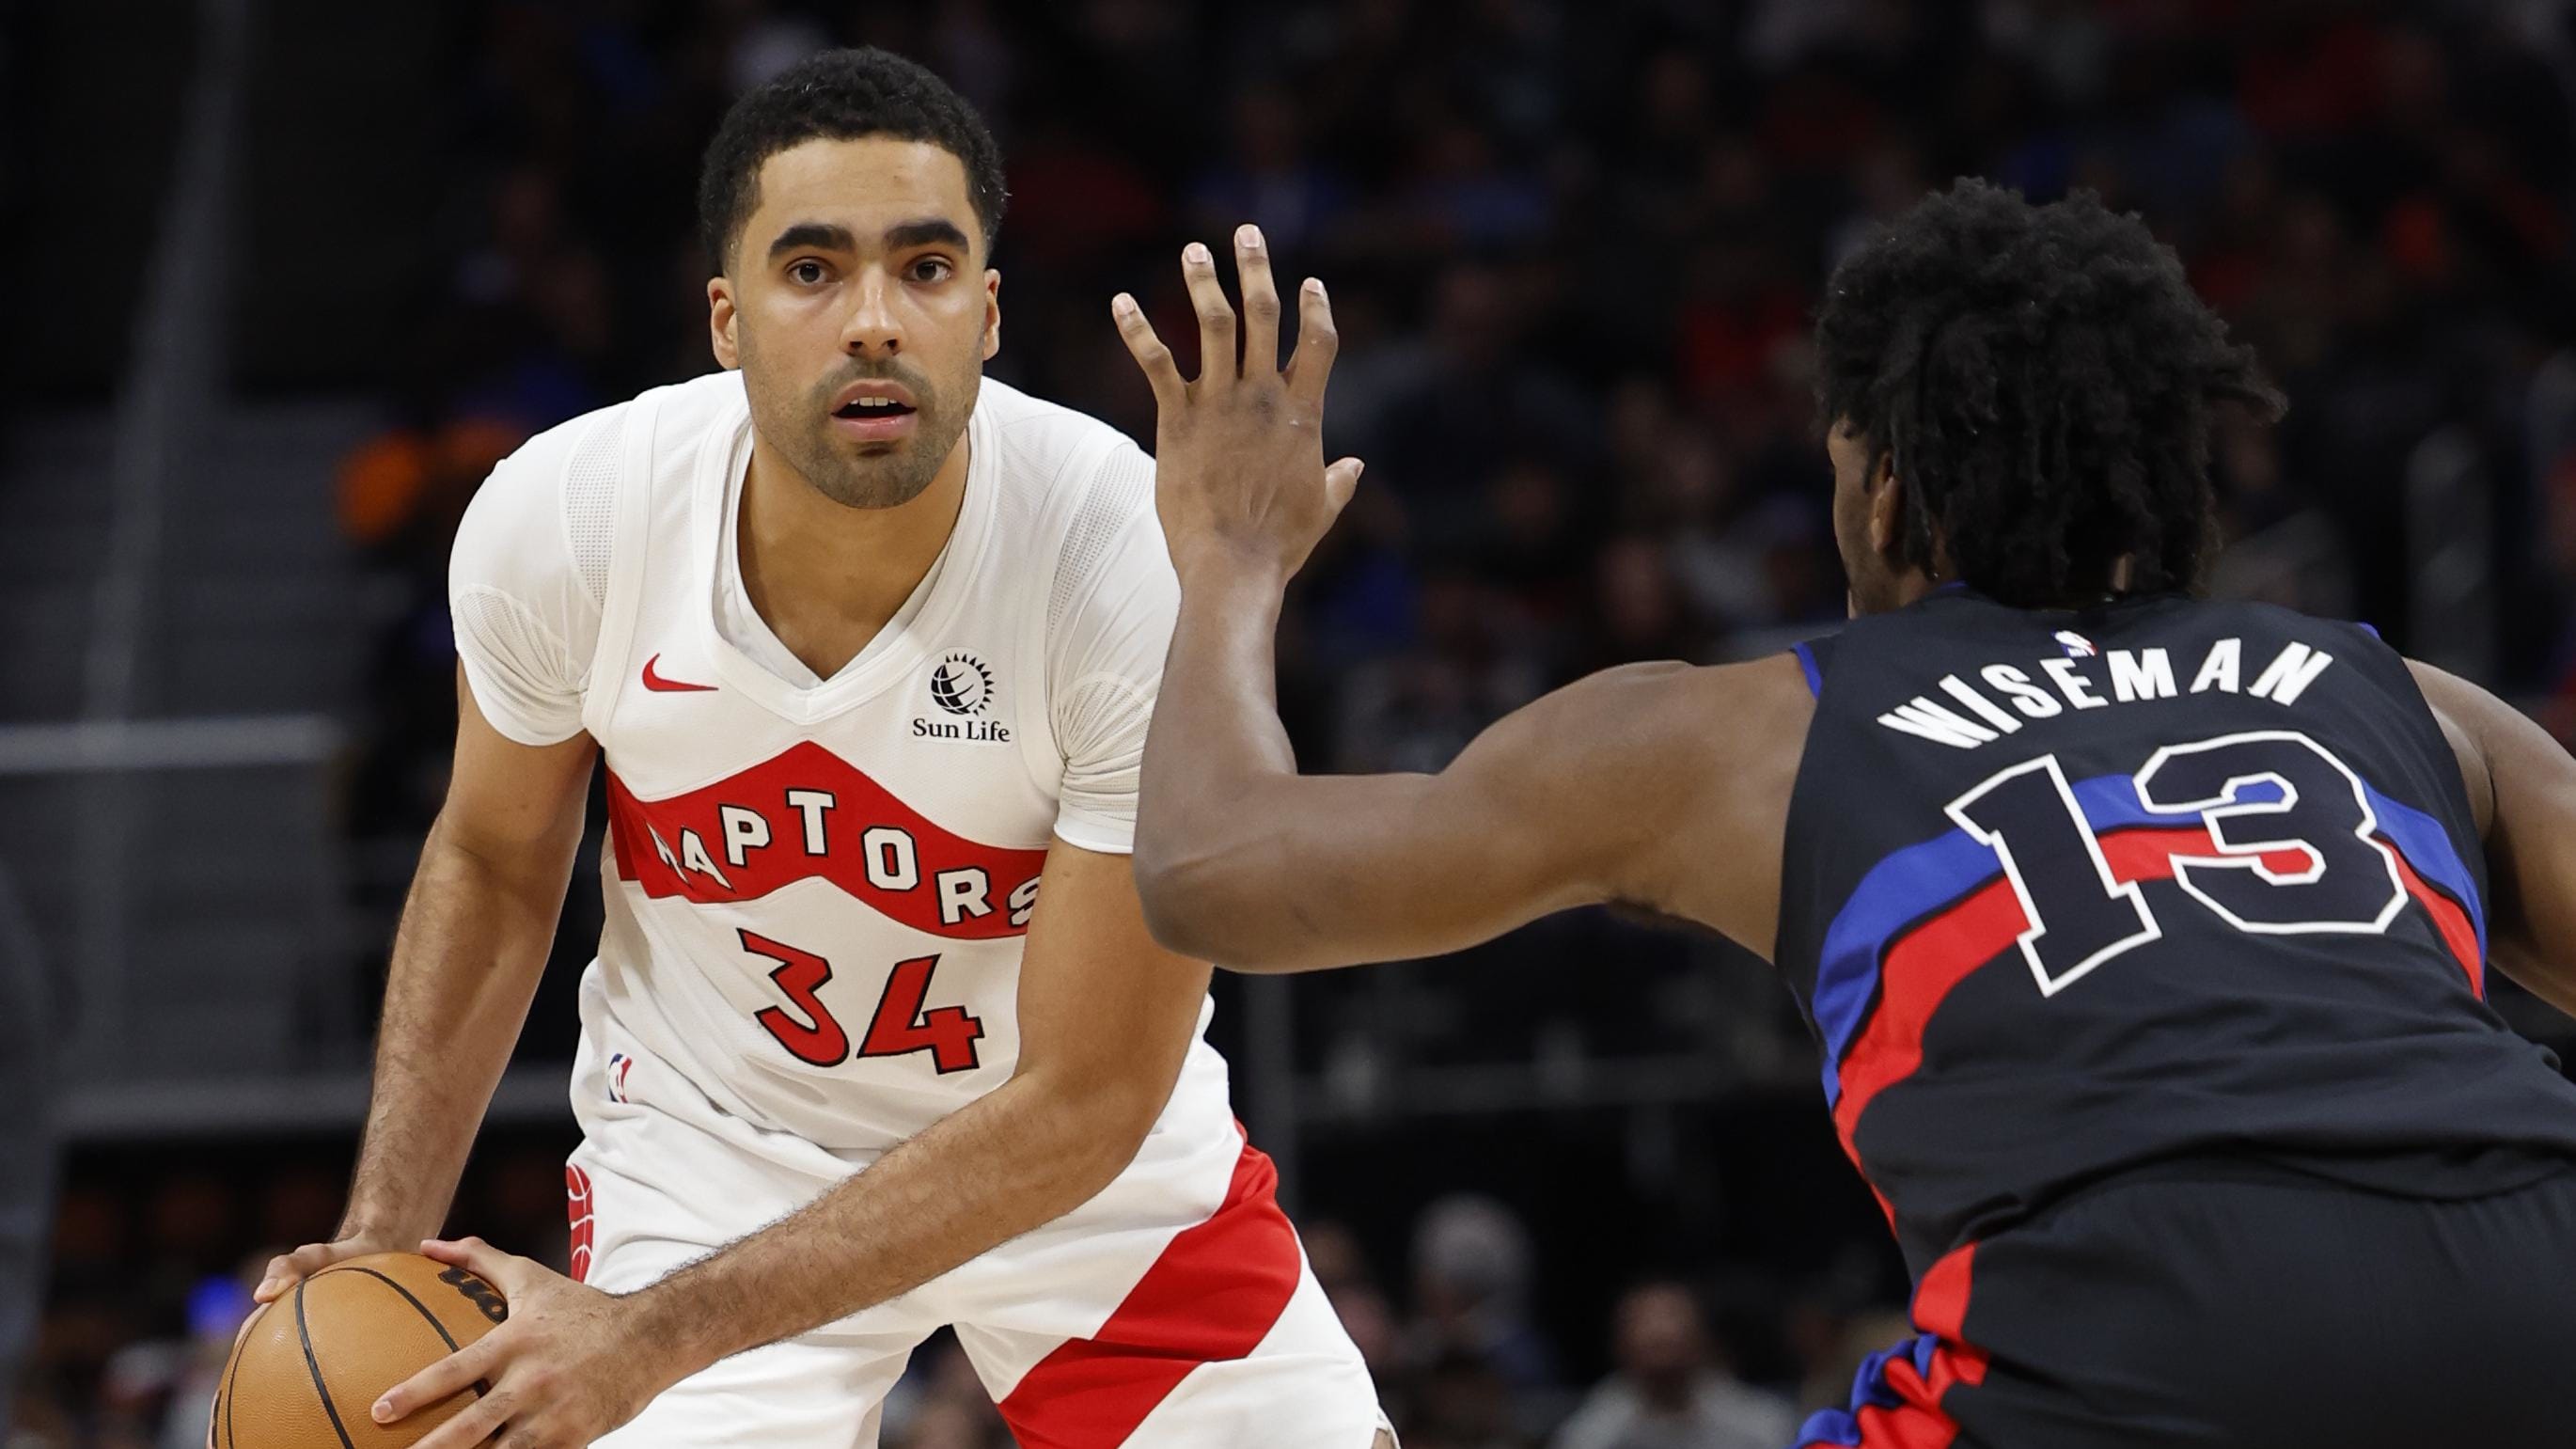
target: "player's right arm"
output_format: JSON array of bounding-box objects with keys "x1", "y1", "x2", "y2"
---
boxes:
[
  {"x1": 2410, "y1": 661, "x2": 2576, "y2": 1018},
  {"x1": 1116, "y1": 228, "x2": 1809, "y2": 972},
  {"x1": 257, "y1": 425, "x2": 605, "y2": 1302},
  {"x1": 254, "y1": 676, "x2": 594, "y2": 1301},
  {"x1": 1138, "y1": 644, "x2": 1807, "y2": 971}
]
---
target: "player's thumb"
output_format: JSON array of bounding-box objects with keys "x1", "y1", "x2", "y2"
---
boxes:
[{"x1": 1324, "y1": 456, "x2": 1366, "y2": 516}]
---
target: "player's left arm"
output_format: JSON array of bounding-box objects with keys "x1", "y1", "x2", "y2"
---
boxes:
[
  {"x1": 376, "y1": 838, "x2": 1210, "y2": 1449},
  {"x1": 625, "y1": 835, "x2": 1210, "y2": 1353},
  {"x1": 2409, "y1": 660, "x2": 2576, "y2": 1018}
]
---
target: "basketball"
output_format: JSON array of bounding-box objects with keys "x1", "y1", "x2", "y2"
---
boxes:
[{"x1": 212, "y1": 1253, "x2": 510, "y2": 1449}]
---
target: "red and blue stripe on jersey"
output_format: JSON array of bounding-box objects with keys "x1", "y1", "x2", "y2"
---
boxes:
[
  {"x1": 1813, "y1": 769, "x2": 2487, "y2": 1155},
  {"x1": 1795, "y1": 1244, "x2": 1986, "y2": 1449}
]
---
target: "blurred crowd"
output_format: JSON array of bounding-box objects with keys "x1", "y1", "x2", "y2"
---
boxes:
[
  {"x1": 26, "y1": 0, "x2": 2576, "y2": 1445},
  {"x1": 334, "y1": 0, "x2": 2576, "y2": 857}
]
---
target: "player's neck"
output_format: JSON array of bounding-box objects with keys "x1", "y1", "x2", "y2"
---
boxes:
[
  {"x1": 1893, "y1": 574, "x2": 1944, "y2": 608},
  {"x1": 734, "y1": 435, "x2": 971, "y2": 680}
]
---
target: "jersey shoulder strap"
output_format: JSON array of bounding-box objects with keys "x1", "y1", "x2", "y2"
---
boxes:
[{"x1": 1790, "y1": 630, "x2": 1842, "y2": 699}]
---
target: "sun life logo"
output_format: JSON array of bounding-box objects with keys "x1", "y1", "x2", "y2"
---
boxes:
[{"x1": 930, "y1": 652, "x2": 994, "y2": 717}]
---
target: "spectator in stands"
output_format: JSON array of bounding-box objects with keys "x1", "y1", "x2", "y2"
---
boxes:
[
  {"x1": 1406, "y1": 1195, "x2": 1561, "y2": 1433},
  {"x1": 1304, "y1": 1221, "x2": 1406, "y2": 1382},
  {"x1": 1550, "y1": 1283, "x2": 1798, "y2": 1449}
]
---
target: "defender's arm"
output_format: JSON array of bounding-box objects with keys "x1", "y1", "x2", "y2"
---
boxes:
[
  {"x1": 2410, "y1": 661, "x2": 2576, "y2": 1016},
  {"x1": 1136, "y1": 594, "x2": 1807, "y2": 970},
  {"x1": 1114, "y1": 225, "x2": 1805, "y2": 972}
]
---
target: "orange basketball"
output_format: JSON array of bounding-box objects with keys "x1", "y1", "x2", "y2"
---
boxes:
[{"x1": 214, "y1": 1252, "x2": 510, "y2": 1448}]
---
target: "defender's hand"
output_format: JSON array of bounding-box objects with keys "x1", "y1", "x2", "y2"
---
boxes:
[
  {"x1": 1112, "y1": 223, "x2": 1364, "y2": 583},
  {"x1": 378, "y1": 1236, "x2": 675, "y2": 1449}
]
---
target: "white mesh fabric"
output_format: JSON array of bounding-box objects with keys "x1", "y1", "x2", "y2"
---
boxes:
[
  {"x1": 1042, "y1": 443, "x2": 1173, "y2": 855},
  {"x1": 1048, "y1": 445, "x2": 1153, "y2": 636},
  {"x1": 565, "y1": 410, "x2": 626, "y2": 610}
]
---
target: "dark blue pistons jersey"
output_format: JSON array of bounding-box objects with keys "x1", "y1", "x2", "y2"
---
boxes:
[{"x1": 1775, "y1": 589, "x2": 2576, "y2": 1277}]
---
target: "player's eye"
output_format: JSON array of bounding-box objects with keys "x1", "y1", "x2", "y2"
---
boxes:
[
  {"x1": 788, "y1": 260, "x2": 829, "y2": 286},
  {"x1": 908, "y1": 257, "x2": 954, "y2": 283}
]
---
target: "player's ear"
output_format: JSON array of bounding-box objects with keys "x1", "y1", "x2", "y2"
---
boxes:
[
  {"x1": 981, "y1": 269, "x2": 1001, "y2": 362},
  {"x1": 1867, "y1": 450, "x2": 1905, "y2": 558},
  {"x1": 709, "y1": 275, "x2": 742, "y2": 370}
]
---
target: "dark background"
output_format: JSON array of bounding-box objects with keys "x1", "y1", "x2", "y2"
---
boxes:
[{"x1": 9, "y1": 2, "x2": 2576, "y2": 1446}]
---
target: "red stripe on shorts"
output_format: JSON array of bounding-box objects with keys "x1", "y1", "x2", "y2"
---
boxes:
[
  {"x1": 566, "y1": 1162, "x2": 596, "y2": 1284},
  {"x1": 997, "y1": 1142, "x2": 1302, "y2": 1448}
]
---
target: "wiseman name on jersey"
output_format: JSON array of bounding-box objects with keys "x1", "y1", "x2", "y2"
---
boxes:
[{"x1": 1876, "y1": 636, "x2": 2337, "y2": 751}]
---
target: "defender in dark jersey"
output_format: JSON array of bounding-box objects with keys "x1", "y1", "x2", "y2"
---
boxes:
[{"x1": 1113, "y1": 190, "x2": 2576, "y2": 1447}]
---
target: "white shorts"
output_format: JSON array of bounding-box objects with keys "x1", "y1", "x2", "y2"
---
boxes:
[{"x1": 563, "y1": 1032, "x2": 1387, "y2": 1448}]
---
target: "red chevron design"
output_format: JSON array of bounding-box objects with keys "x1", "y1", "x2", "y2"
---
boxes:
[{"x1": 604, "y1": 741, "x2": 1048, "y2": 940}]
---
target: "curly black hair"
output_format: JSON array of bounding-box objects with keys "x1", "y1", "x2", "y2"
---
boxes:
[
  {"x1": 697, "y1": 47, "x2": 1009, "y2": 271},
  {"x1": 1814, "y1": 180, "x2": 2284, "y2": 608}
]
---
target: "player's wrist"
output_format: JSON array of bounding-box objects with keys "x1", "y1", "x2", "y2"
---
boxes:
[
  {"x1": 611, "y1": 1280, "x2": 727, "y2": 1387},
  {"x1": 1171, "y1": 539, "x2": 1291, "y2": 595},
  {"x1": 336, "y1": 1205, "x2": 435, "y2": 1249}
]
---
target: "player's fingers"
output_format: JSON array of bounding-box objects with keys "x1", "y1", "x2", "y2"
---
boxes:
[
  {"x1": 1325, "y1": 457, "x2": 1367, "y2": 516},
  {"x1": 1284, "y1": 276, "x2": 1339, "y2": 413},
  {"x1": 1180, "y1": 242, "x2": 1235, "y2": 387},
  {"x1": 374, "y1": 1335, "x2": 499, "y2": 1426},
  {"x1": 420, "y1": 1235, "x2": 533, "y2": 1296},
  {"x1": 1110, "y1": 293, "x2": 1184, "y2": 408},
  {"x1": 252, "y1": 1262, "x2": 291, "y2": 1303},
  {"x1": 432, "y1": 1236, "x2": 537, "y2": 1297},
  {"x1": 254, "y1": 1242, "x2": 331, "y2": 1302},
  {"x1": 402, "y1": 1383, "x2": 507, "y2": 1449},
  {"x1": 1233, "y1": 224, "x2": 1281, "y2": 379}
]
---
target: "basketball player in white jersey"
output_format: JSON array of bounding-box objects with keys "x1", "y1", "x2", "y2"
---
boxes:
[{"x1": 245, "y1": 48, "x2": 1388, "y2": 1449}]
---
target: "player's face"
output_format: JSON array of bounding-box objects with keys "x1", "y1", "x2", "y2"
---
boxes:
[
  {"x1": 1828, "y1": 417, "x2": 1908, "y2": 616},
  {"x1": 710, "y1": 137, "x2": 1000, "y2": 511}
]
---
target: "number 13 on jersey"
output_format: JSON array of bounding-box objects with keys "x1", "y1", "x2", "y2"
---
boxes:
[{"x1": 1944, "y1": 730, "x2": 2411, "y2": 996}]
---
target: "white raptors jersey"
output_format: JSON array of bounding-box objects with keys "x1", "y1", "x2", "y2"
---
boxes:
[{"x1": 448, "y1": 370, "x2": 1233, "y2": 1154}]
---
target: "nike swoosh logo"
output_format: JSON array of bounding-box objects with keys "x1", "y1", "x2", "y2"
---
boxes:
[{"x1": 641, "y1": 654, "x2": 716, "y2": 693}]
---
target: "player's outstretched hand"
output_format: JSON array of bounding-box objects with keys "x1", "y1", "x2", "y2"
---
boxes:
[
  {"x1": 1112, "y1": 223, "x2": 1364, "y2": 583},
  {"x1": 373, "y1": 1236, "x2": 675, "y2": 1449}
]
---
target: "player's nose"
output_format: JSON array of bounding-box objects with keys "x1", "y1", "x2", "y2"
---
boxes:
[{"x1": 839, "y1": 269, "x2": 904, "y2": 358}]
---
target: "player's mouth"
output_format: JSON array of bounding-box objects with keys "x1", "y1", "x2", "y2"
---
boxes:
[{"x1": 827, "y1": 381, "x2": 919, "y2": 443}]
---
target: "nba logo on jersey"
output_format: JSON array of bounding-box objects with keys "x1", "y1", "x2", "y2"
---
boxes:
[
  {"x1": 2055, "y1": 629, "x2": 2098, "y2": 657},
  {"x1": 606, "y1": 1052, "x2": 634, "y2": 1104}
]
